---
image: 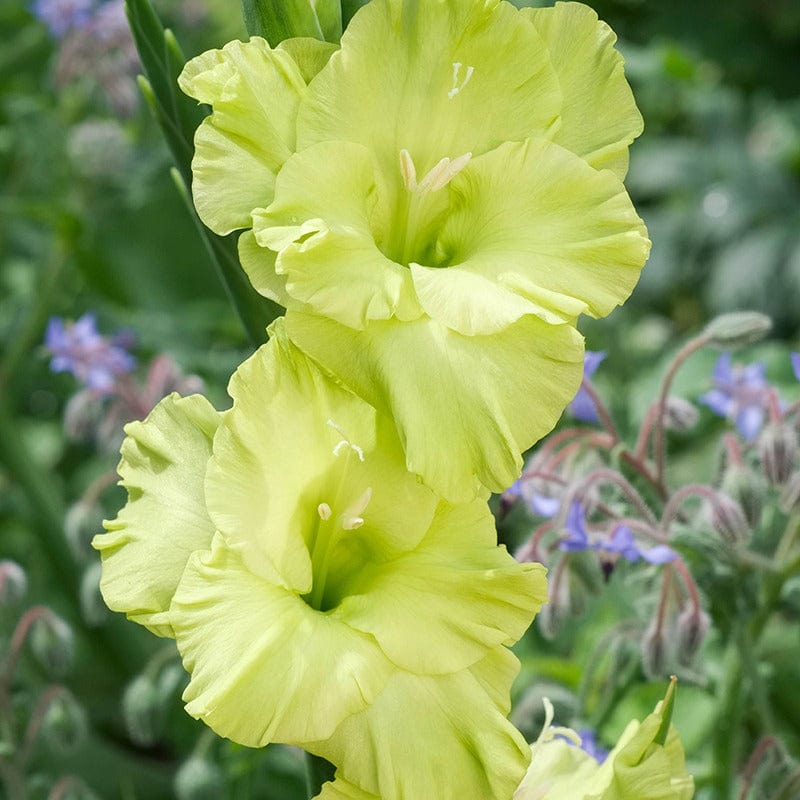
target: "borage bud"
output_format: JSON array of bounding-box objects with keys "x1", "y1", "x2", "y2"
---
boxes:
[
  {"x1": 721, "y1": 465, "x2": 765, "y2": 529},
  {"x1": 30, "y1": 610, "x2": 74, "y2": 677},
  {"x1": 640, "y1": 621, "x2": 668, "y2": 680},
  {"x1": 779, "y1": 472, "x2": 800, "y2": 515},
  {"x1": 79, "y1": 562, "x2": 107, "y2": 627},
  {"x1": 676, "y1": 605, "x2": 710, "y2": 666},
  {"x1": 663, "y1": 397, "x2": 699, "y2": 432},
  {"x1": 123, "y1": 674, "x2": 164, "y2": 747},
  {"x1": 175, "y1": 756, "x2": 225, "y2": 800},
  {"x1": 0, "y1": 560, "x2": 27, "y2": 605},
  {"x1": 709, "y1": 491, "x2": 749, "y2": 544},
  {"x1": 758, "y1": 423, "x2": 797, "y2": 486},
  {"x1": 42, "y1": 689, "x2": 88, "y2": 754},
  {"x1": 703, "y1": 312, "x2": 772, "y2": 349},
  {"x1": 65, "y1": 500, "x2": 105, "y2": 561}
]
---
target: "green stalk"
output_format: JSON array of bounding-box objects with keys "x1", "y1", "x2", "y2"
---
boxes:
[{"x1": 304, "y1": 753, "x2": 336, "y2": 798}]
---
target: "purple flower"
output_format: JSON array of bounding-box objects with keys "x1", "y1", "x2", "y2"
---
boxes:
[
  {"x1": 791, "y1": 353, "x2": 800, "y2": 383},
  {"x1": 569, "y1": 351, "x2": 606, "y2": 423},
  {"x1": 601, "y1": 524, "x2": 676, "y2": 565},
  {"x1": 45, "y1": 313, "x2": 135, "y2": 394},
  {"x1": 698, "y1": 353, "x2": 770, "y2": 441},
  {"x1": 575, "y1": 729, "x2": 609, "y2": 764},
  {"x1": 559, "y1": 501, "x2": 590, "y2": 552},
  {"x1": 31, "y1": 0, "x2": 96, "y2": 36}
]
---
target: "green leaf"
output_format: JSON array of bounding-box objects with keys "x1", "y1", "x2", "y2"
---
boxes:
[
  {"x1": 124, "y1": 0, "x2": 280, "y2": 344},
  {"x1": 241, "y1": 0, "x2": 342, "y2": 44}
]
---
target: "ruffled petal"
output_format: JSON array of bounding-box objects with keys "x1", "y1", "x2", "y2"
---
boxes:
[
  {"x1": 171, "y1": 534, "x2": 393, "y2": 747},
  {"x1": 285, "y1": 311, "x2": 584, "y2": 501},
  {"x1": 238, "y1": 229, "x2": 297, "y2": 308},
  {"x1": 524, "y1": 2, "x2": 643, "y2": 178},
  {"x1": 252, "y1": 141, "x2": 420, "y2": 327},
  {"x1": 314, "y1": 778, "x2": 378, "y2": 800},
  {"x1": 297, "y1": 0, "x2": 561, "y2": 179},
  {"x1": 334, "y1": 499, "x2": 547, "y2": 674},
  {"x1": 205, "y1": 319, "x2": 438, "y2": 594},
  {"x1": 415, "y1": 139, "x2": 650, "y2": 336},
  {"x1": 179, "y1": 38, "x2": 308, "y2": 235},
  {"x1": 93, "y1": 394, "x2": 219, "y2": 637},
  {"x1": 308, "y1": 650, "x2": 530, "y2": 800}
]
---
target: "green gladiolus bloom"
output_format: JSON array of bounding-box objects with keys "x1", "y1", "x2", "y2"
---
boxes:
[
  {"x1": 181, "y1": 0, "x2": 650, "y2": 502},
  {"x1": 514, "y1": 680, "x2": 695, "y2": 800},
  {"x1": 93, "y1": 319, "x2": 545, "y2": 798}
]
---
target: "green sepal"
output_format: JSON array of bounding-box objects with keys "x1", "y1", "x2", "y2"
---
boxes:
[
  {"x1": 241, "y1": 0, "x2": 342, "y2": 45},
  {"x1": 653, "y1": 676, "x2": 677, "y2": 747},
  {"x1": 124, "y1": 0, "x2": 280, "y2": 345}
]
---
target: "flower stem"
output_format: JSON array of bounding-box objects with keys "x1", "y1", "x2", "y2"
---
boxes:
[{"x1": 305, "y1": 753, "x2": 336, "y2": 798}]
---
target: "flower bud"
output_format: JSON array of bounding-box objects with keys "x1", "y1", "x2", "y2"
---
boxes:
[
  {"x1": 676, "y1": 605, "x2": 710, "y2": 666},
  {"x1": 779, "y1": 471, "x2": 800, "y2": 515},
  {"x1": 663, "y1": 397, "x2": 699, "y2": 432},
  {"x1": 0, "y1": 560, "x2": 27, "y2": 605},
  {"x1": 641, "y1": 622, "x2": 668, "y2": 680},
  {"x1": 703, "y1": 312, "x2": 772, "y2": 349},
  {"x1": 709, "y1": 491, "x2": 749, "y2": 543},
  {"x1": 79, "y1": 562, "x2": 107, "y2": 628},
  {"x1": 65, "y1": 500, "x2": 105, "y2": 562},
  {"x1": 720, "y1": 465, "x2": 765, "y2": 529},
  {"x1": 759, "y1": 423, "x2": 797, "y2": 486},
  {"x1": 123, "y1": 674, "x2": 165, "y2": 747},
  {"x1": 30, "y1": 610, "x2": 74, "y2": 677},
  {"x1": 175, "y1": 756, "x2": 225, "y2": 800},
  {"x1": 42, "y1": 689, "x2": 88, "y2": 754}
]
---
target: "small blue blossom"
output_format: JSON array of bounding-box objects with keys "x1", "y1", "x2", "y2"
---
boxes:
[
  {"x1": 575, "y1": 728, "x2": 609, "y2": 764},
  {"x1": 530, "y1": 493, "x2": 561, "y2": 518},
  {"x1": 559, "y1": 501, "x2": 590, "y2": 552},
  {"x1": 601, "y1": 524, "x2": 676, "y2": 565},
  {"x1": 791, "y1": 353, "x2": 800, "y2": 383},
  {"x1": 31, "y1": 0, "x2": 96, "y2": 37},
  {"x1": 45, "y1": 313, "x2": 135, "y2": 394},
  {"x1": 569, "y1": 351, "x2": 606, "y2": 423},
  {"x1": 698, "y1": 352, "x2": 770, "y2": 441}
]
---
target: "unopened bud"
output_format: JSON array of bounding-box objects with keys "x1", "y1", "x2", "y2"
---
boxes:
[
  {"x1": 537, "y1": 564, "x2": 570, "y2": 641},
  {"x1": 79, "y1": 562, "x2": 107, "y2": 627},
  {"x1": 42, "y1": 689, "x2": 87, "y2": 754},
  {"x1": 663, "y1": 397, "x2": 699, "y2": 432},
  {"x1": 123, "y1": 674, "x2": 165, "y2": 747},
  {"x1": 30, "y1": 610, "x2": 74, "y2": 677},
  {"x1": 175, "y1": 757, "x2": 225, "y2": 800},
  {"x1": 0, "y1": 560, "x2": 27, "y2": 605},
  {"x1": 676, "y1": 605, "x2": 710, "y2": 666},
  {"x1": 779, "y1": 472, "x2": 800, "y2": 515},
  {"x1": 758, "y1": 423, "x2": 797, "y2": 486},
  {"x1": 65, "y1": 500, "x2": 105, "y2": 562},
  {"x1": 709, "y1": 491, "x2": 749, "y2": 543},
  {"x1": 721, "y1": 465, "x2": 765, "y2": 529},
  {"x1": 703, "y1": 312, "x2": 772, "y2": 349},
  {"x1": 641, "y1": 622, "x2": 668, "y2": 680}
]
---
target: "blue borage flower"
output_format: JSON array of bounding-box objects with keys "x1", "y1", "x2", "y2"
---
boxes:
[{"x1": 45, "y1": 313, "x2": 135, "y2": 394}]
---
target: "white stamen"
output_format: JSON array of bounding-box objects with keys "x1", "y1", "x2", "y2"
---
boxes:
[
  {"x1": 399, "y1": 149, "x2": 418, "y2": 191},
  {"x1": 327, "y1": 418, "x2": 365, "y2": 462},
  {"x1": 400, "y1": 150, "x2": 472, "y2": 195},
  {"x1": 448, "y1": 62, "x2": 474, "y2": 99},
  {"x1": 317, "y1": 502, "x2": 332, "y2": 520},
  {"x1": 339, "y1": 487, "x2": 373, "y2": 532},
  {"x1": 417, "y1": 152, "x2": 472, "y2": 193}
]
